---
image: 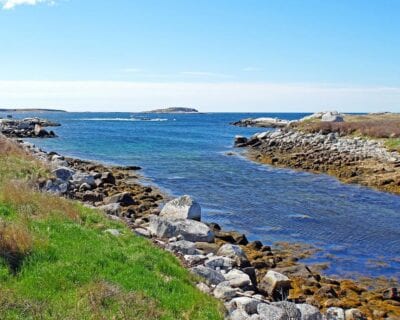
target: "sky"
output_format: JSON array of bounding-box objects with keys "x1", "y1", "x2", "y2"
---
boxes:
[{"x1": 0, "y1": 0, "x2": 399, "y2": 112}]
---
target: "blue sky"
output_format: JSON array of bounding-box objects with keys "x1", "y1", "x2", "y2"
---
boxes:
[{"x1": 0, "y1": 0, "x2": 399, "y2": 112}]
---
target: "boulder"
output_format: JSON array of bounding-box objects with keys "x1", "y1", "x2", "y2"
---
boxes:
[
  {"x1": 383, "y1": 287, "x2": 399, "y2": 301},
  {"x1": 259, "y1": 271, "x2": 291, "y2": 301},
  {"x1": 321, "y1": 111, "x2": 344, "y2": 122},
  {"x1": 52, "y1": 167, "x2": 75, "y2": 181},
  {"x1": 228, "y1": 297, "x2": 261, "y2": 315},
  {"x1": 217, "y1": 243, "x2": 249, "y2": 267},
  {"x1": 104, "y1": 192, "x2": 136, "y2": 206},
  {"x1": 296, "y1": 304, "x2": 322, "y2": 320},
  {"x1": 166, "y1": 240, "x2": 197, "y2": 255},
  {"x1": 71, "y1": 172, "x2": 95, "y2": 187},
  {"x1": 98, "y1": 203, "x2": 121, "y2": 216},
  {"x1": 345, "y1": 309, "x2": 365, "y2": 320},
  {"x1": 213, "y1": 281, "x2": 237, "y2": 300},
  {"x1": 257, "y1": 303, "x2": 287, "y2": 320},
  {"x1": 325, "y1": 307, "x2": 345, "y2": 320},
  {"x1": 190, "y1": 265, "x2": 225, "y2": 285},
  {"x1": 224, "y1": 269, "x2": 252, "y2": 288},
  {"x1": 101, "y1": 172, "x2": 116, "y2": 185},
  {"x1": 160, "y1": 195, "x2": 201, "y2": 221},
  {"x1": 149, "y1": 216, "x2": 214, "y2": 243},
  {"x1": 204, "y1": 256, "x2": 234, "y2": 270},
  {"x1": 230, "y1": 309, "x2": 252, "y2": 320},
  {"x1": 234, "y1": 135, "x2": 248, "y2": 147},
  {"x1": 272, "y1": 302, "x2": 301, "y2": 320}
]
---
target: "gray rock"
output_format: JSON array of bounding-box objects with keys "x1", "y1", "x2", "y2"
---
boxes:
[
  {"x1": 134, "y1": 228, "x2": 151, "y2": 238},
  {"x1": 217, "y1": 243, "x2": 249, "y2": 267},
  {"x1": 98, "y1": 203, "x2": 121, "y2": 216},
  {"x1": 344, "y1": 309, "x2": 365, "y2": 320},
  {"x1": 184, "y1": 254, "x2": 207, "y2": 266},
  {"x1": 257, "y1": 303, "x2": 288, "y2": 320},
  {"x1": 167, "y1": 240, "x2": 197, "y2": 255},
  {"x1": 224, "y1": 269, "x2": 251, "y2": 288},
  {"x1": 52, "y1": 166, "x2": 75, "y2": 181},
  {"x1": 71, "y1": 172, "x2": 95, "y2": 187},
  {"x1": 149, "y1": 216, "x2": 214, "y2": 242},
  {"x1": 213, "y1": 281, "x2": 237, "y2": 300},
  {"x1": 103, "y1": 192, "x2": 136, "y2": 206},
  {"x1": 259, "y1": 270, "x2": 291, "y2": 301},
  {"x1": 296, "y1": 304, "x2": 322, "y2": 320},
  {"x1": 204, "y1": 256, "x2": 234, "y2": 270},
  {"x1": 321, "y1": 111, "x2": 344, "y2": 122},
  {"x1": 228, "y1": 297, "x2": 261, "y2": 315},
  {"x1": 272, "y1": 302, "x2": 301, "y2": 320},
  {"x1": 104, "y1": 229, "x2": 121, "y2": 236},
  {"x1": 190, "y1": 265, "x2": 225, "y2": 285},
  {"x1": 325, "y1": 307, "x2": 345, "y2": 320},
  {"x1": 230, "y1": 309, "x2": 252, "y2": 320},
  {"x1": 160, "y1": 195, "x2": 201, "y2": 221}
]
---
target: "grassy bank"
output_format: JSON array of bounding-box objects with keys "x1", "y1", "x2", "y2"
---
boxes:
[{"x1": 0, "y1": 137, "x2": 223, "y2": 320}]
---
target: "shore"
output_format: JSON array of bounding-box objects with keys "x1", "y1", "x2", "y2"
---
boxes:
[{"x1": 9, "y1": 129, "x2": 400, "y2": 319}]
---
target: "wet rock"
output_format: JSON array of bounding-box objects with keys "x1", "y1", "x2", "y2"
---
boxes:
[
  {"x1": 235, "y1": 135, "x2": 249, "y2": 147},
  {"x1": 160, "y1": 195, "x2": 201, "y2": 221},
  {"x1": 259, "y1": 270, "x2": 291, "y2": 301},
  {"x1": 149, "y1": 216, "x2": 215, "y2": 243},
  {"x1": 217, "y1": 243, "x2": 250, "y2": 267},
  {"x1": 190, "y1": 265, "x2": 225, "y2": 285}
]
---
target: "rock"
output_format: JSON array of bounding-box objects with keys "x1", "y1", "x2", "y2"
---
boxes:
[
  {"x1": 183, "y1": 254, "x2": 207, "y2": 266},
  {"x1": 167, "y1": 240, "x2": 197, "y2": 255},
  {"x1": 190, "y1": 265, "x2": 225, "y2": 285},
  {"x1": 383, "y1": 287, "x2": 400, "y2": 301},
  {"x1": 257, "y1": 303, "x2": 288, "y2": 320},
  {"x1": 134, "y1": 228, "x2": 151, "y2": 238},
  {"x1": 345, "y1": 309, "x2": 366, "y2": 320},
  {"x1": 204, "y1": 256, "x2": 234, "y2": 270},
  {"x1": 71, "y1": 172, "x2": 95, "y2": 187},
  {"x1": 104, "y1": 192, "x2": 136, "y2": 206},
  {"x1": 228, "y1": 297, "x2": 261, "y2": 315},
  {"x1": 230, "y1": 309, "x2": 251, "y2": 320},
  {"x1": 82, "y1": 191, "x2": 103, "y2": 203},
  {"x1": 215, "y1": 230, "x2": 248, "y2": 245},
  {"x1": 272, "y1": 302, "x2": 301, "y2": 320},
  {"x1": 196, "y1": 282, "x2": 211, "y2": 294},
  {"x1": 217, "y1": 243, "x2": 249, "y2": 267},
  {"x1": 104, "y1": 229, "x2": 121, "y2": 236},
  {"x1": 213, "y1": 281, "x2": 237, "y2": 300},
  {"x1": 224, "y1": 269, "x2": 252, "y2": 288},
  {"x1": 98, "y1": 203, "x2": 121, "y2": 216},
  {"x1": 321, "y1": 111, "x2": 344, "y2": 122},
  {"x1": 296, "y1": 304, "x2": 322, "y2": 320},
  {"x1": 159, "y1": 195, "x2": 201, "y2": 221},
  {"x1": 101, "y1": 172, "x2": 116, "y2": 185},
  {"x1": 325, "y1": 307, "x2": 345, "y2": 320},
  {"x1": 149, "y1": 216, "x2": 214, "y2": 242},
  {"x1": 195, "y1": 242, "x2": 219, "y2": 254},
  {"x1": 52, "y1": 167, "x2": 75, "y2": 181},
  {"x1": 235, "y1": 135, "x2": 249, "y2": 147},
  {"x1": 259, "y1": 271, "x2": 291, "y2": 301}
]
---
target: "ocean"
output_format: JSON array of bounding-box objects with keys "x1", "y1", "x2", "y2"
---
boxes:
[{"x1": 8, "y1": 111, "x2": 400, "y2": 280}]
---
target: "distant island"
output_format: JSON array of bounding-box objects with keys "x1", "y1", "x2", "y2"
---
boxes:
[
  {"x1": 143, "y1": 107, "x2": 199, "y2": 114},
  {"x1": 0, "y1": 108, "x2": 66, "y2": 113}
]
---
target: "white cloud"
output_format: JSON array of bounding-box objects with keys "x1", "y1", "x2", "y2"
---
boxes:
[
  {"x1": 1, "y1": 0, "x2": 54, "y2": 10},
  {"x1": 0, "y1": 81, "x2": 398, "y2": 113}
]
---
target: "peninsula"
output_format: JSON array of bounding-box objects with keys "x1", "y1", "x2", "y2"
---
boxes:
[{"x1": 143, "y1": 107, "x2": 199, "y2": 114}]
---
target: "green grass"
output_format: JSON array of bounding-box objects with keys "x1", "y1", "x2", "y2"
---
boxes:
[
  {"x1": 0, "y1": 137, "x2": 223, "y2": 320},
  {"x1": 385, "y1": 138, "x2": 400, "y2": 152}
]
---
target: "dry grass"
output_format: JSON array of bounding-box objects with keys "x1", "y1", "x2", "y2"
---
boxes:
[
  {"x1": 298, "y1": 120, "x2": 400, "y2": 139},
  {"x1": 0, "y1": 221, "x2": 32, "y2": 272},
  {"x1": 0, "y1": 180, "x2": 80, "y2": 221}
]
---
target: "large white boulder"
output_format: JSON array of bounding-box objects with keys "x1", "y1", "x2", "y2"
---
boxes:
[
  {"x1": 160, "y1": 195, "x2": 201, "y2": 220},
  {"x1": 259, "y1": 270, "x2": 292, "y2": 301},
  {"x1": 224, "y1": 269, "x2": 251, "y2": 288},
  {"x1": 217, "y1": 243, "x2": 249, "y2": 267},
  {"x1": 149, "y1": 216, "x2": 214, "y2": 242}
]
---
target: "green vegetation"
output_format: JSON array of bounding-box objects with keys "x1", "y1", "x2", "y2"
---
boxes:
[
  {"x1": 0, "y1": 137, "x2": 223, "y2": 320},
  {"x1": 385, "y1": 138, "x2": 400, "y2": 152}
]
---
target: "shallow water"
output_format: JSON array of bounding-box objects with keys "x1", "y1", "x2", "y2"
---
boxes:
[{"x1": 9, "y1": 111, "x2": 400, "y2": 280}]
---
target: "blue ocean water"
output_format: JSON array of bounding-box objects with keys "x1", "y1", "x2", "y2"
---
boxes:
[{"x1": 9, "y1": 111, "x2": 400, "y2": 280}]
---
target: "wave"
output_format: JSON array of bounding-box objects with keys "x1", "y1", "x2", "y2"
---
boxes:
[{"x1": 74, "y1": 117, "x2": 168, "y2": 122}]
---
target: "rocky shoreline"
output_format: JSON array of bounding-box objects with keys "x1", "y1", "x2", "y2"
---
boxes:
[
  {"x1": 0, "y1": 117, "x2": 60, "y2": 138},
  {"x1": 234, "y1": 128, "x2": 400, "y2": 195},
  {"x1": 11, "y1": 135, "x2": 399, "y2": 320}
]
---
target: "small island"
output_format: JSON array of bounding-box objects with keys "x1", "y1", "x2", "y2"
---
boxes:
[
  {"x1": 143, "y1": 107, "x2": 199, "y2": 114},
  {"x1": 0, "y1": 108, "x2": 66, "y2": 113}
]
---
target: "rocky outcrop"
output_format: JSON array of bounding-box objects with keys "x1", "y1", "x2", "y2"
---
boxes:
[
  {"x1": 236, "y1": 128, "x2": 400, "y2": 194},
  {"x1": 0, "y1": 118, "x2": 59, "y2": 138},
  {"x1": 232, "y1": 117, "x2": 291, "y2": 128}
]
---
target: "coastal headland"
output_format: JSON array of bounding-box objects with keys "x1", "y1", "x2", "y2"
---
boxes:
[
  {"x1": 234, "y1": 112, "x2": 400, "y2": 195},
  {"x1": 1, "y1": 116, "x2": 399, "y2": 319}
]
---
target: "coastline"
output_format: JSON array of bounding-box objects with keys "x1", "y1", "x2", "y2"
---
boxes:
[{"x1": 12, "y1": 134, "x2": 400, "y2": 319}]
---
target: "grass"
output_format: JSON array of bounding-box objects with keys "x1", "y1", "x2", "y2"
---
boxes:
[
  {"x1": 385, "y1": 138, "x2": 400, "y2": 152},
  {"x1": 0, "y1": 136, "x2": 223, "y2": 320}
]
